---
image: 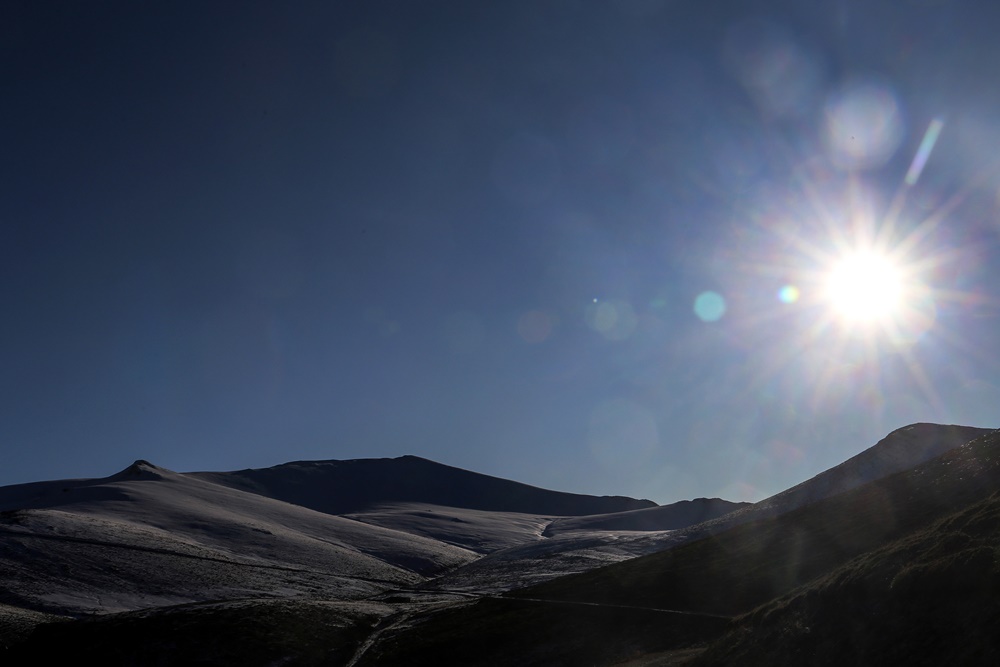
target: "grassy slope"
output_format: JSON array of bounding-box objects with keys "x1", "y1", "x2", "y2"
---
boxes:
[
  {"x1": 694, "y1": 488, "x2": 1000, "y2": 666},
  {"x1": 5, "y1": 599, "x2": 390, "y2": 666},
  {"x1": 514, "y1": 429, "x2": 1000, "y2": 616},
  {"x1": 7, "y1": 429, "x2": 999, "y2": 665},
  {"x1": 364, "y1": 430, "x2": 1000, "y2": 666},
  {"x1": 354, "y1": 599, "x2": 730, "y2": 667},
  {"x1": 0, "y1": 603, "x2": 67, "y2": 651}
]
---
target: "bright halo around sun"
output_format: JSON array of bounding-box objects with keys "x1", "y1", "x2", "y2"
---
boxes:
[{"x1": 824, "y1": 250, "x2": 906, "y2": 327}]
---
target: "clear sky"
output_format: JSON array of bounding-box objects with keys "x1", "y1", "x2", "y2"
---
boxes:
[{"x1": 3, "y1": 0, "x2": 1000, "y2": 503}]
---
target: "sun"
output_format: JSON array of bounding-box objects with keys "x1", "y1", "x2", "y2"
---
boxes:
[{"x1": 824, "y1": 250, "x2": 906, "y2": 326}]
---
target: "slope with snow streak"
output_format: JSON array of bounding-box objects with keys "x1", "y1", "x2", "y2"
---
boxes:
[
  {"x1": 517, "y1": 426, "x2": 1000, "y2": 616},
  {"x1": 343, "y1": 502, "x2": 554, "y2": 554},
  {"x1": 544, "y1": 497, "x2": 750, "y2": 536},
  {"x1": 427, "y1": 423, "x2": 994, "y2": 593},
  {"x1": 0, "y1": 461, "x2": 477, "y2": 615}
]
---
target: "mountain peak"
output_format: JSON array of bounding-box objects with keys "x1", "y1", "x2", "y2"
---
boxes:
[
  {"x1": 746, "y1": 422, "x2": 994, "y2": 517},
  {"x1": 110, "y1": 460, "x2": 171, "y2": 481}
]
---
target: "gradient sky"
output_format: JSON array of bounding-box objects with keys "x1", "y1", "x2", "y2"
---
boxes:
[{"x1": 4, "y1": 0, "x2": 1000, "y2": 503}]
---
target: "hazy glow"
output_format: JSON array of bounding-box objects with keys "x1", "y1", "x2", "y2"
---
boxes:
[
  {"x1": 824, "y1": 251, "x2": 905, "y2": 325},
  {"x1": 517, "y1": 309, "x2": 556, "y2": 343},
  {"x1": 723, "y1": 19, "x2": 822, "y2": 119},
  {"x1": 586, "y1": 299, "x2": 638, "y2": 340},
  {"x1": 823, "y1": 80, "x2": 904, "y2": 170}
]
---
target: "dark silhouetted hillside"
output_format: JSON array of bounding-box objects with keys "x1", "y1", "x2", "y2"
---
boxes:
[
  {"x1": 6, "y1": 425, "x2": 999, "y2": 666},
  {"x1": 191, "y1": 455, "x2": 657, "y2": 515},
  {"x1": 695, "y1": 484, "x2": 1000, "y2": 666},
  {"x1": 516, "y1": 428, "x2": 1000, "y2": 616}
]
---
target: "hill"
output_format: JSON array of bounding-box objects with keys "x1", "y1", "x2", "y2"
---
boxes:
[
  {"x1": 0, "y1": 460, "x2": 476, "y2": 616},
  {"x1": 0, "y1": 455, "x2": 670, "y2": 621},
  {"x1": 350, "y1": 425, "x2": 1000, "y2": 665},
  {"x1": 5, "y1": 423, "x2": 998, "y2": 665},
  {"x1": 191, "y1": 454, "x2": 657, "y2": 515},
  {"x1": 517, "y1": 424, "x2": 999, "y2": 615},
  {"x1": 694, "y1": 484, "x2": 1000, "y2": 666}
]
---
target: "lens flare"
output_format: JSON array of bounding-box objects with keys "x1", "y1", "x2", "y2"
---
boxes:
[
  {"x1": 778, "y1": 285, "x2": 800, "y2": 304},
  {"x1": 905, "y1": 118, "x2": 945, "y2": 186},
  {"x1": 824, "y1": 251, "x2": 904, "y2": 324},
  {"x1": 694, "y1": 291, "x2": 726, "y2": 322}
]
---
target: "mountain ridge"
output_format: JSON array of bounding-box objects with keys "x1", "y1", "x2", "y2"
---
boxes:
[
  {"x1": 188, "y1": 454, "x2": 658, "y2": 516},
  {"x1": 4, "y1": 422, "x2": 998, "y2": 665}
]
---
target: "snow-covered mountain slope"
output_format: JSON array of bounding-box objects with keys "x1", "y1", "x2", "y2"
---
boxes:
[
  {"x1": 421, "y1": 529, "x2": 673, "y2": 593},
  {"x1": 190, "y1": 455, "x2": 656, "y2": 515},
  {"x1": 425, "y1": 423, "x2": 995, "y2": 593},
  {"x1": 0, "y1": 461, "x2": 476, "y2": 615},
  {"x1": 5, "y1": 425, "x2": 978, "y2": 620},
  {"x1": 343, "y1": 503, "x2": 553, "y2": 554},
  {"x1": 0, "y1": 456, "x2": 707, "y2": 617},
  {"x1": 0, "y1": 456, "x2": 745, "y2": 616},
  {"x1": 517, "y1": 427, "x2": 1000, "y2": 617},
  {"x1": 423, "y1": 500, "x2": 750, "y2": 593}
]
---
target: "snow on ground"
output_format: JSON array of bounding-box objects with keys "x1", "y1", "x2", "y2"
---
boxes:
[
  {"x1": 4, "y1": 424, "x2": 984, "y2": 618},
  {"x1": 0, "y1": 461, "x2": 477, "y2": 615},
  {"x1": 423, "y1": 529, "x2": 691, "y2": 593},
  {"x1": 344, "y1": 503, "x2": 554, "y2": 553},
  {"x1": 425, "y1": 424, "x2": 996, "y2": 594},
  {"x1": 544, "y1": 498, "x2": 749, "y2": 536}
]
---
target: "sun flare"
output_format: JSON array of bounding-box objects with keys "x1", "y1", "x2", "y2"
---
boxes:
[{"x1": 824, "y1": 251, "x2": 906, "y2": 325}]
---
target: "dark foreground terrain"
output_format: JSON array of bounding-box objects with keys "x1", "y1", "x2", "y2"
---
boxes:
[{"x1": 3, "y1": 425, "x2": 1000, "y2": 665}]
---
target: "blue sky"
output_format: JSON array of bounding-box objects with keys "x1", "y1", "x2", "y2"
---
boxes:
[{"x1": 3, "y1": 0, "x2": 1000, "y2": 502}]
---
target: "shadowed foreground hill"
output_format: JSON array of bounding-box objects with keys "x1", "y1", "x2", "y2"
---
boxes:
[
  {"x1": 191, "y1": 455, "x2": 657, "y2": 515},
  {"x1": 5, "y1": 426, "x2": 999, "y2": 666},
  {"x1": 631, "y1": 423, "x2": 992, "y2": 550},
  {"x1": 693, "y1": 486, "x2": 1000, "y2": 666},
  {"x1": 0, "y1": 603, "x2": 65, "y2": 651},
  {"x1": 6, "y1": 599, "x2": 390, "y2": 666},
  {"x1": 519, "y1": 428, "x2": 1000, "y2": 616},
  {"x1": 359, "y1": 428, "x2": 1000, "y2": 666}
]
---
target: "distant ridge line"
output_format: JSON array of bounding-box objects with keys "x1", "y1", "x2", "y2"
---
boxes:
[{"x1": 189, "y1": 454, "x2": 658, "y2": 516}]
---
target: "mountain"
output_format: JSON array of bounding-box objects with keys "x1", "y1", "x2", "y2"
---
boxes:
[
  {"x1": 415, "y1": 423, "x2": 991, "y2": 595},
  {"x1": 694, "y1": 481, "x2": 1000, "y2": 666},
  {"x1": 0, "y1": 459, "x2": 479, "y2": 618},
  {"x1": 516, "y1": 425, "x2": 999, "y2": 615},
  {"x1": 418, "y1": 497, "x2": 751, "y2": 594},
  {"x1": 734, "y1": 423, "x2": 992, "y2": 520},
  {"x1": 0, "y1": 455, "x2": 665, "y2": 622},
  {"x1": 653, "y1": 423, "x2": 993, "y2": 547},
  {"x1": 340, "y1": 424, "x2": 1000, "y2": 665},
  {"x1": 190, "y1": 454, "x2": 657, "y2": 515},
  {"x1": 4, "y1": 423, "x2": 998, "y2": 666}
]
